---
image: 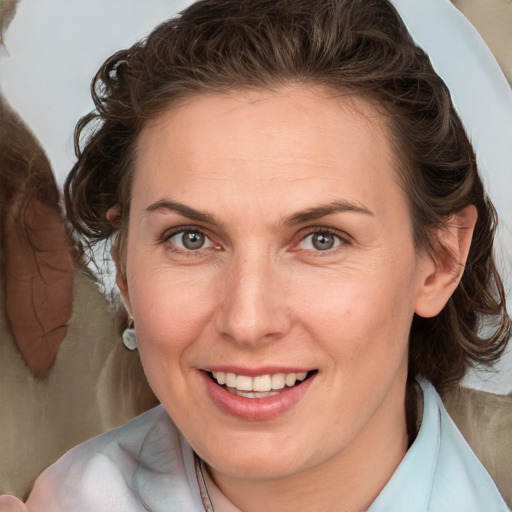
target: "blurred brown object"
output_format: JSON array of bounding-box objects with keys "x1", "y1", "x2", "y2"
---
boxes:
[
  {"x1": 0, "y1": 0, "x2": 17, "y2": 46},
  {"x1": 0, "y1": 93, "x2": 158, "y2": 498},
  {"x1": 444, "y1": 386, "x2": 512, "y2": 506},
  {"x1": 0, "y1": 0, "x2": 157, "y2": 498},
  {"x1": 1, "y1": 94, "x2": 75, "y2": 376}
]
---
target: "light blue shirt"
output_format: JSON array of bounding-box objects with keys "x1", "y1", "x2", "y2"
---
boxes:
[
  {"x1": 22, "y1": 379, "x2": 507, "y2": 511},
  {"x1": 368, "y1": 379, "x2": 508, "y2": 511}
]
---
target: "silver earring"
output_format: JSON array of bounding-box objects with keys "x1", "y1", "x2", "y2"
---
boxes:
[{"x1": 122, "y1": 317, "x2": 137, "y2": 351}]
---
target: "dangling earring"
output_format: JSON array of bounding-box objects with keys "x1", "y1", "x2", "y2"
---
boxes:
[{"x1": 122, "y1": 316, "x2": 137, "y2": 351}]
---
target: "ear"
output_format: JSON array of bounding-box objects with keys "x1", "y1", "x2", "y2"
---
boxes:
[
  {"x1": 106, "y1": 205, "x2": 132, "y2": 316},
  {"x1": 111, "y1": 242, "x2": 133, "y2": 317},
  {"x1": 106, "y1": 203, "x2": 121, "y2": 228},
  {"x1": 414, "y1": 205, "x2": 478, "y2": 318}
]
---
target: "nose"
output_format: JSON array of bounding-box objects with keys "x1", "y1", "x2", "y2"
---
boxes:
[{"x1": 214, "y1": 251, "x2": 291, "y2": 347}]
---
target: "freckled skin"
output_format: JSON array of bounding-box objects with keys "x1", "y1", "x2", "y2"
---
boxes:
[{"x1": 119, "y1": 86, "x2": 440, "y2": 512}]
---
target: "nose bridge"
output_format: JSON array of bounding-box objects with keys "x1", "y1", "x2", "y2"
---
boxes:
[{"x1": 215, "y1": 247, "x2": 289, "y2": 345}]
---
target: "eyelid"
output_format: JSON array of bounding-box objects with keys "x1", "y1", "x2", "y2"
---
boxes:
[
  {"x1": 161, "y1": 226, "x2": 220, "y2": 253},
  {"x1": 293, "y1": 226, "x2": 351, "y2": 252},
  {"x1": 159, "y1": 225, "x2": 351, "y2": 254}
]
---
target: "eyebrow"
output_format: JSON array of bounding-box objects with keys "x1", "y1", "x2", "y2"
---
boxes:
[
  {"x1": 146, "y1": 198, "x2": 373, "y2": 226},
  {"x1": 283, "y1": 200, "x2": 374, "y2": 226},
  {"x1": 146, "y1": 200, "x2": 218, "y2": 224}
]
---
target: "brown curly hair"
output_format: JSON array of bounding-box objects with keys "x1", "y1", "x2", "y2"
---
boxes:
[{"x1": 64, "y1": 0, "x2": 510, "y2": 393}]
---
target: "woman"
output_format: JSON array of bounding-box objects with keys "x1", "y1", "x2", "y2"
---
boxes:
[{"x1": 4, "y1": 0, "x2": 510, "y2": 510}]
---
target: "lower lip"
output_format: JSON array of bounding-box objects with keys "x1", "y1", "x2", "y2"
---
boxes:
[{"x1": 200, "y1": 371, "x2": 316, "y2": 421}]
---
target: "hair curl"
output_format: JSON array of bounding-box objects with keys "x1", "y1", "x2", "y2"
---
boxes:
[{"x1": 64, "y1": 0, "x2": 510, "y2": 393}]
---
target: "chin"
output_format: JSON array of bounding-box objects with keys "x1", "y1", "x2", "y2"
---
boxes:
[
  {"x1": 196, "y1": 428, "x2": 328, "y2": 482},
  {"x1": 207, "y1": 453, "x2": 305, "y2": 481}
]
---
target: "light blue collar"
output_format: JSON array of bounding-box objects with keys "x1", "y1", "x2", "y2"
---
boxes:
[{"x1": 368, "y1": 379, "x2": 507, "y2": 512}]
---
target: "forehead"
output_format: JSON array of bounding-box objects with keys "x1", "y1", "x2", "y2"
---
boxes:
[{"x1": 132, "y1": 85, "x2": 403, "y2": 218}]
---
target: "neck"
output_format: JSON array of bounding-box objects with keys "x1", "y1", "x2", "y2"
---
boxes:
[{"x1": 207, "y1": 380, "x2": 409, "y2": 512}]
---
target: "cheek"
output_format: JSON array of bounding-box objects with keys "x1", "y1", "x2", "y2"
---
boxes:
[
  {"x1": 126, "y1": 268, "x2": 217, "y2": 411},
  {"x1": 300, "y1": 261, "x2": 418, "y2": 363},
  {"x1": 128, "y1": 265, "x2": 215, "y2": 358}
]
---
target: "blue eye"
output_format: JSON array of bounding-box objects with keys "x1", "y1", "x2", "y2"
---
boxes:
[
  {"x1": 300, "y1": 231, "x2": 342, "y2": 251},
  {"x1": 168, "y1": 230, "x2": 214, "y2": 251}
]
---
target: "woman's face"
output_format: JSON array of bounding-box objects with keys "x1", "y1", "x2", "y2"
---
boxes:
[{"x1": 120, "y1": 86, "x2": 435, "y2": 482}]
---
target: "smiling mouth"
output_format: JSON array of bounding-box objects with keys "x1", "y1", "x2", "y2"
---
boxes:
[{"x1": 207, "y1": 370, "x2": 317, "y2": 398}]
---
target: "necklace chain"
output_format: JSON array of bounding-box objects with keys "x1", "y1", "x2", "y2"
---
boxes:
[{"x1": 194, "y1": 454, "x2": 215, "y2": 512}]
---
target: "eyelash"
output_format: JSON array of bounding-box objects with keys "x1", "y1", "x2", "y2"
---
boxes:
[
  {"x1": 293, "y1": 228, "x2": 350, "y2": 254},
  {"x1": 160, "y1": 226, "x2": 350, "y2": 256},
  {"x1": 161, "y1": 227, "x2": 219, "y2": 257}
]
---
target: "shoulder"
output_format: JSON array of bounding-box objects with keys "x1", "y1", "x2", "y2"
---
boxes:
[{"x1": 25, "y1": 406, "x2": 205, "y2": 512}]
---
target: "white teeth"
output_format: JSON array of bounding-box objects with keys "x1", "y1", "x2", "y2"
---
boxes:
[
  {"x1": 285, "y1": 373, "x2": 297, "y2": 387},
  {"x1": 225, "y1": 373, "x2": 236, "y2": 388},
  {"x1": 271, "y1": 373, "x2": 286, "y2": 390},
  {"x1": 236, "y1": 375, "x2": 253, "y2": 391},
  {"x1": 210, "y1": 371, "x2": 310, "y2": 393},
  {"x1": 214, "y1": 372, "x2": 226, "y2": 385},
  {"x1": 253, "y1": 374, "x2": 272, "y2": 392},
  {"x1": 233, "y1": 390, "x2": 280, "y2": 398}
]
